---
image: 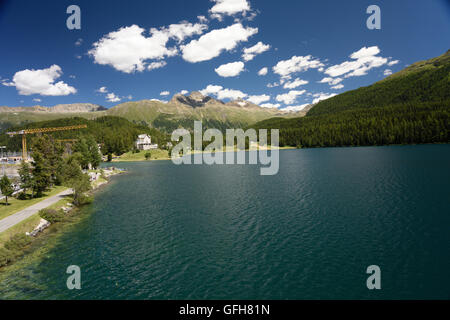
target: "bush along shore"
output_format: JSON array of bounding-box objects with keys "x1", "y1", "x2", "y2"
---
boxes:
[
  {"x1": 0, "y1": 166, "x2": 124, "y2": 269},
  {"x1": 0, "y1": 134, "x2": 125, "y2": 269}
]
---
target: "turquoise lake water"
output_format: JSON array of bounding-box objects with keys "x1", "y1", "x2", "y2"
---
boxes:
[{"x1": 1, "y1": 145, "x2": 449, "y2": 299}]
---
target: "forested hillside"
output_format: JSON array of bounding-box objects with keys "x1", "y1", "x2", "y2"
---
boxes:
[
  {"x1": 308, "y1": 50, "x2": 450, "y2": 116},
  {"x1": 252, "y1": 51, "x2": 450, "y2": 148},
  {"x1": 0, "y1": 116, "x2": 169, "y2": 155},
  {"x1": 252, "y1": 102, "x2": 449, "y2": 147}
]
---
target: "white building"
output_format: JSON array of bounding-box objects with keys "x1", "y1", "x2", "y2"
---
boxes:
[{"x1": 135, "y1": 134, "x2": 158, "y2": 150}]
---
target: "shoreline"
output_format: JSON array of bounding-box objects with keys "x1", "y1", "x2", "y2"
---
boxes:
[
  {"x1": 112, "y1": 146, "x2": 296, "y2": 162},
  {"x1": 112, "y1": 142, "x2": 450, "y2": 163},
  {"x1": 0, "y1": 166, "x2": 124, "y2": 271}
]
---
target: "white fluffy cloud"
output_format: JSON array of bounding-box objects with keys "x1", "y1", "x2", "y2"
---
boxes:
[
  {"x1": 165, "y1": 22, "x2": 208, "y2": 42},
  {"x1": 267, "y1": 81, "x2": 282, "y2": 88},
  {"x1": 33, "y1": 98, "x2": 42, "y2": 102},
  {"x1": 198, "y1": 15, "x2": 208, "y2": 23},
  {"x1": 280, "y1": 104, "x2": 310, "y2": 112},
  {"x1": 210, "y1": 0, "x2": 250, "y2": 16},
  {"x1": 200, "y1": 84, "x2": 247, "y2": 100},
  {"x1": 181, "y1": 23, "x2": 258, "y2": 63},
  {"x1": 180, "y1": 90, "x2": 189, "y2": 95},
  {"x1": 388, "y1": 59, "x2": 399, "y2": 66},
  {"x1": 273, "y1": 55, "x2": 324, "y2": 79},
  {"x1": 97, "y1": 86, "x2": 127, "y2": 102},
  {"x1": 319, "y1": 77, "x2": 343, "y2": 85},
  {"x1": 276, "y1": 90, "x2": 306, "y2": 105},
  {"x1": 350, "y1": 46, "x2": 380, "y2": 59},
  {"x1": 160, "y1": 91, "x2": 170, "y2": 96},
  {"x1": 106, "y1": 92, "x2": 121, "y2": 102},
  {"x1": 150, "y1": 98, "x2": 168, "y2": 103},
  {"x1": 312, "y1": 92, "x2": 337, "y2": 104},
  {"x1": 89, "y1": 23, "x2": 206, "y2": 73},
  {"x1": 383, "y1": 69, "x2": 393, "y2": 76},
  {"x1": 258, "y1": 67, "x2": 268, "y2": 76},
  {"x1": 247, "y1": 94, "x2": 270, "y2": 105},
  {"x1": 216, "y1": 88, "x2": 247, "y2": 100},
  {"x1": 242, "y1": 41, "x2": 270, "y2": 61},
  {"x1": 331, "y1": 84, "x2": 344, "y2": 90},
  {"x1": 283, "y1": 78, "x2": 309, "y2": 89},
  {"x1": 260, "y1": 103, "x2": 280, "y2": 109},
  {"x1": 200, "y1": 84, "x2": 224, "y2": 96},
  {"x1": 89, "y1": 25, "x2": 175, "y2": 73},
  {"x1": 325, "y1": 46, "x2": 388, "y2": 78},
  {"x1": 4, "y1": 65, "x2": 77, "y2": 96},
  {"x1": 96, "y1": 86, "x2": 108, "y2": 93},
  {"x1": 215, "y1": 61, "x2": 245, "y2": 77},
  {"x1": 147, "y1": 61, "x2": 167, "y2": 71}
]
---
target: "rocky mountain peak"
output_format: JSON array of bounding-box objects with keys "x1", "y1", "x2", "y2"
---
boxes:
[
  {"x1": 188, "y1": 91, "x2": 206, "y2": 101},
  {"x1": 169, "y1": 91, "x2": 220, "y2": 108}
]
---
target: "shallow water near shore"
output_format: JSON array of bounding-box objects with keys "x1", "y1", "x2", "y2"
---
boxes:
[{"x1": 1, "y1": 145, "x2": 449, "y2": 299}]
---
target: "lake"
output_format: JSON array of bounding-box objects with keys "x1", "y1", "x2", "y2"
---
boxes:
[{"x1": 0, "y1": 145, "x2": 449, "y2": 299}]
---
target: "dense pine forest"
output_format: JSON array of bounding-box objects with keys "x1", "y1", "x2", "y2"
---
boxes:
[
  {"x1": 252, "y1": 101, "x2": 449, "y2": 147},
  {"x1": 308, "y1": 51, "x2": 450, "y2": 116},
  {"x1": 252, "y1": 50, "x2": 450, "y2": 148}
]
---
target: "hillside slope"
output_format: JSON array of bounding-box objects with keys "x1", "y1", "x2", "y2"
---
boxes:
[
  {"x1": 0, "y1": 116, "x2": 168, "y2": 155},
  {"x1": 0, "y1": 104, "x2": 104, "y2": 132},
  {"x1": 308, "y1": 50, "x2": 450, "y2": 116},
  {"x1": 252, "y1": 50, "x2": 450, "y2": 148},
  {"x1": 107, "y1": 92, "x2": 297, "y2": 132}
]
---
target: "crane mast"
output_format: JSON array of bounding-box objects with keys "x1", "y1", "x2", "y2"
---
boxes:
[{"x1": 6, "y1": 124, "x2": 87, "y2": 160}]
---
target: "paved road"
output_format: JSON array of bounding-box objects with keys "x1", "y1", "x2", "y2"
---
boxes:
[{"x1": 0, "y1": 189, "x2": 73, "y2": 234}]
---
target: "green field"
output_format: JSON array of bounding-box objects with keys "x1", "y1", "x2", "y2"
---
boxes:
[
  {"x1": 114, "y1": 149, "x2": 170, "y2": 161},
  {"x1": 0, "y1": 186, "x2": 68, "y2": 220},
  {"x1": 0, "y1": 214, "x2": 42, "y2": 244}
]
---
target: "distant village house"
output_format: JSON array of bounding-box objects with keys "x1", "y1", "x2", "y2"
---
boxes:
[{"x1": 135, "y1": 134, "x2": 158, "y2": 150}]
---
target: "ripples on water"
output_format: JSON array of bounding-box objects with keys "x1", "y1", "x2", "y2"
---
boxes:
[{"x1": 1, "y1": 145, "x2": 449, "y2": 299}]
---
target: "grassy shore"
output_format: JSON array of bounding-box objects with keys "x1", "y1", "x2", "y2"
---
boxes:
[
  {"x1": 0, "y1": 167, "x2": 123, "y2": 269},
  {"x1": 0, "y1": 186, "x2": 68, "y2": 221},
  {"x1": 113, "y1": 146, "x2": 295, "y2": 162},
  {"x1": 113, "y1": 149, "x2": 170, "y2": 162}
]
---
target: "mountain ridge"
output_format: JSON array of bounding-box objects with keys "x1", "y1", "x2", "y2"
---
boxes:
[
  {"x1": 0, "y1": 103, "x2": 107, "y2": 113},
  {"x1": 307, "y1": 49, "x2": 450, "y2": 116},
  {"x1": 251, "y1": 50, "x2": 450, "y2": 148},
  {"x1": 0, "y1": 92, "x2": 303, "y2": 132}
]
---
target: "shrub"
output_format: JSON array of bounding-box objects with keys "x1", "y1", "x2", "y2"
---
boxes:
[
  {"x1": 0, "y1": 247, "x2": 14, "y2": 267},
  {"x1": 17, "y1": 192, "x2": 28, "y2": 200},
  {"x1": 78, "y1": 195, "x2": 94, "y2": 206},
  {"x1": 39, "y1": 208, "x2": 65, "y2": 223},
  {"x1": 4, "y1": 234, "x2": 32, "y2": 252},
  {"x1": 145, "y1": 152, "x2": 151, "y2": 160},
  {"x1": 100, "y1": 169, "x2": 106, "y2": 180}
]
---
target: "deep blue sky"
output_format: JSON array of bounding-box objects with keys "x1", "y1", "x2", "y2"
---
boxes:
[{"x1": 0, "y1": 0, "x2": 449, "y2": 110}]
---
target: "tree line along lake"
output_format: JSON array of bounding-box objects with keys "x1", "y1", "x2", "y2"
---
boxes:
[{"x1": 0, "y1": 145, "x2": 449, "y2": 299}]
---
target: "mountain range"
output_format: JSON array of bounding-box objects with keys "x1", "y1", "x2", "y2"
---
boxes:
[
  {"x1": 1, "y1": 50, "x2": 448, "y2": 148},
  {"x1": 0, "y1": 92, "x2": 301, "y2": 132}
]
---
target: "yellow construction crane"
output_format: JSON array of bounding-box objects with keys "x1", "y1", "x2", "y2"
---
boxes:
[{"x1": 7, "y1": 124, "x2": 87, "y2": 160}]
